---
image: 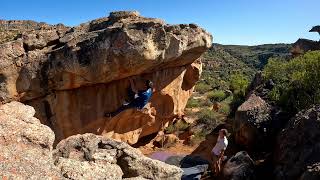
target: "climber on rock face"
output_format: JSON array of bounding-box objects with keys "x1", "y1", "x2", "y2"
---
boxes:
[{"x1": 105, "y1": 78, "x2": 154, "y2": 117}]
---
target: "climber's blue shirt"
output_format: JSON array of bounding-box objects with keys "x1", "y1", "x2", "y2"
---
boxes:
[{"x1": 132, "y1": 88, "x2": 153, "y2": 109}]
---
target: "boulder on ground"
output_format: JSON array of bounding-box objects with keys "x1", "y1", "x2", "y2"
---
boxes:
[
  {"x1": 0, "y1": 101, "x2": 182, "y2": 179},
  {"x1": 0, "y1": 101, "x2": 61, "y2": 179},
  {"x1": 223, "y1": 151, "x2": 255, "y2": 180},
  {"x1": 234, "y1": 94, "x2": 271, "y2": 149},
  {"x1": 54, "y1": 133, "x2": 183, "y2": 180},
  {"x1": 274, "y1": 105, "x2": 320, "y2": 180}
]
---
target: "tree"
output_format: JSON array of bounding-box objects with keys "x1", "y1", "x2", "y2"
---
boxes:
[
  {"x1": 229, "y1": 73, "x2": 249, "y2": 97},
  {"x1": 263, "y1": 50, "x2": 320, "y2": 112}
]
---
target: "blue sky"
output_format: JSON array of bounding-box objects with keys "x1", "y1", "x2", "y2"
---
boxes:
[{"x1": 1, "y1": 0, "x2": 319, "y2": 45}]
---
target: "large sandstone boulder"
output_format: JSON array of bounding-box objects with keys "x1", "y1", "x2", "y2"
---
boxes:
[
  {"x1": 0, "y1": 101, "x2": 61, "y2": 179},
  {"x1": 223, "y1": 151, "x2": 255, "y2": 180},
  {"x1": 54, "y1": 133, "x2": 183, "y2": 180},
  {"x1": 0, "y1": 11, "x2": 211, "y2": 144},
  {"x1": 274, "y1": 105, "x2": 320, "y2": 180},
  {"x1": 234, "y1": 94, "x2": 271, "y2": 149}
]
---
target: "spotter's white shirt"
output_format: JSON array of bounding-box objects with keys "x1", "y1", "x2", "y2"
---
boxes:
[{"x1": 212, "y1": 136, "x2": 228, "y2": 156}]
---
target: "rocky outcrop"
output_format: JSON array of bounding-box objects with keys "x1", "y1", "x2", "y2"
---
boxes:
[
  {"x1": 54, "y1": 133, "x2": 183, "y2": 180},
  {"x1": 223, "y1": 151, "x2": 255, "y2": 180},
  {"x1": 234, "y1": 94, "x2": 271, "y2": 149},
  {"x1": 0, "y1": 101, "x2": 183, "y2": 179},
  {"x1": 0, "y1": 101, "x2": 61, "y2": 179},
  {"x1": 0, "y1": 20, "x2": 66, "y2": 44},
  {"x1": 274, "y1": 105, "x2": 320, "y2": 180},
  {"x1": 291, "y1": 26, "x2": 320, "y2": 56},
  {"x1": 0, "y1": 11, "x2": 212, "y2": 144},
  {"x1": 235, "y1": 72, "x2": 291, "y2": 152},
  {"x1": 310, "y1": 25, "x2": 320, "y2": 34},
  {"x1": 291, "y1": 38, "x2": 320, "y2": 56}
]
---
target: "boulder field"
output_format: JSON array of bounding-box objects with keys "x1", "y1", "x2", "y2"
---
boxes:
[
  {"x1": 232, "y1": 71, "x2": 320, "y2": 179},
  {"x1": 0, "y1": 11, "x2": 212, "y2": 144},
  {"x1": 0, "y1": 101, "x2": 183, "y2": 179}
]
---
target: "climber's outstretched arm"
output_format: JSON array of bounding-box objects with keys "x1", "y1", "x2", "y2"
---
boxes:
[{"x1": 129, "y1": 78, "x2": 138, "y2": 93}]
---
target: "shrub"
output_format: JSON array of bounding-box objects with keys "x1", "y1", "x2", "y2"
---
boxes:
[
  {"x1": 199, "y1": 99, "x2": 213, "y2": 107},
  {"x1": 175, "y1": 121, "x2": 189, "y2": 131},
  {"x1": 195, "y1": 82, "x2": 211, "y2": 94},
  {"x1": 196, "y1": 108, "x2": 218, "y2": 126},
  {"x1": 228, "y1": 73, "x2": 249, "y2": 114},
  {"x1": 218, "y1": 102, "x2": 231, "y2": 115},
  {"x1": 207, "y1": 90, "x2": 227, "y2": 102},
  {"x1": 186, "y1": 98, "x2": 212, "y2": 108},
  {"x1": 263, "y1": 50, "x2": 320, "y2": 112},
  {"x1": 186, "y1": 98, "x2": 200, "y2": 108},
  {"x1": 165, "y1": 125, "x2": 176, "y2": 134},
  {"x1": 229, "y1": 73, "x2": 249, "y2": 97},
  {"x1": 189, "y1": 130, "x2": 206, "y2": 145},
  {"x1": 165, "y1": 120, "x2": 189, "y2": 134}
]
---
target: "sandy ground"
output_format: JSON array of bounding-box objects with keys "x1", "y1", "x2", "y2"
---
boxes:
[{"x1": 139, "y1": 140, "x2": 200, "y2": 156}]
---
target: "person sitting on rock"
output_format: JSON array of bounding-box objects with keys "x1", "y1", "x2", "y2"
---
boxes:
[
  {"x1": 106, "y1": 78, "x2": 154, "y2": 117},
  {"x1": 211, "y1": 128, "x2": 228, "y2": 176}
]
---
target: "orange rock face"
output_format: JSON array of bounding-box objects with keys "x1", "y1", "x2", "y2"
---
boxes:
[
  {"x1": 29, "y1": 61, "x2": 202, "y2": 144},
  {"x1": 0, "y1": 11, "x2": 211, "y2": 144}
]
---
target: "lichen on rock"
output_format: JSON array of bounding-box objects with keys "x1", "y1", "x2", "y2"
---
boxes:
[
  {"x1": 0, "y1": 101, "x2": 61, "y2": 179},
  {"x1": 54, "y1": 133, "x2": 183, "y2": 179}
]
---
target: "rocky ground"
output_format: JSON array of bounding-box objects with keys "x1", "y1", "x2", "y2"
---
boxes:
[{"x1": 0, "y1": 101, "x2": 183, "y2": 179}]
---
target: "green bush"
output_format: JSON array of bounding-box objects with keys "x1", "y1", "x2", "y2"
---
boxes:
[
  {"x1": 199, "y1": 99, "x2": 213, "y2": 107},
  {"x1": 175, "y1": 121, "x2": 189, "y2": 131},
  {"x1": 165, "y1": 120, "x2": 189, "y2": 134},
  {"x1": 186, "y1": 98, "x2": 212, "y2": 108},
  {"x1": 207, "y1": 90, "x2": 227, "y2": 102},
  {"x1": 228, "y1": 73, "x2": 249, "y2": 114},
  {"x1": 196, "y1": 108, "x2": 218, "y2": 125},
  {"x1": 229, "y1": 73, "x2": 249, "y2": 97},
  {"x1": 189, "y1": 109, "x2": 224, "y2": 145},
  {"x1": 195, "y1": 82, "x2": 211, "y2": 94},
  {"x1": 189, "y1": 130, "x2": 207, "y2": 145},
  {"x1": 165, "y1": 125, "x2": 176, "y2": 134},
  {"x1": 218, "y1": 102, "x2": 231, "y2": 115},
  {"x1": 186, "y1": 98, "x2": 200, "y2": 108},
  {"x1": 263, "y1": 50, "x2": 320, "y2": 112}
]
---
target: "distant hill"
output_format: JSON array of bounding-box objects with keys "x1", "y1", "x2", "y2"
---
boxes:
[
  {"x1": 219, "y1": 43, "x2": 292, "y2": 69},
  {"x1": 200, "y1": 43, "x2": 292, "y2": 89}
]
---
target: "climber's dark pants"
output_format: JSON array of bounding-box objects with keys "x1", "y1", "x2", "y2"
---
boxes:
[
  {"x1": 109, "y1": 88, "x2": 138, "y2": 117},
  {"x1": 127, "y1": 88, "x2": 135, "y2": 102},
  {"x1": 110, "y1": 102, "x2": 136, "y2": 117}
]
